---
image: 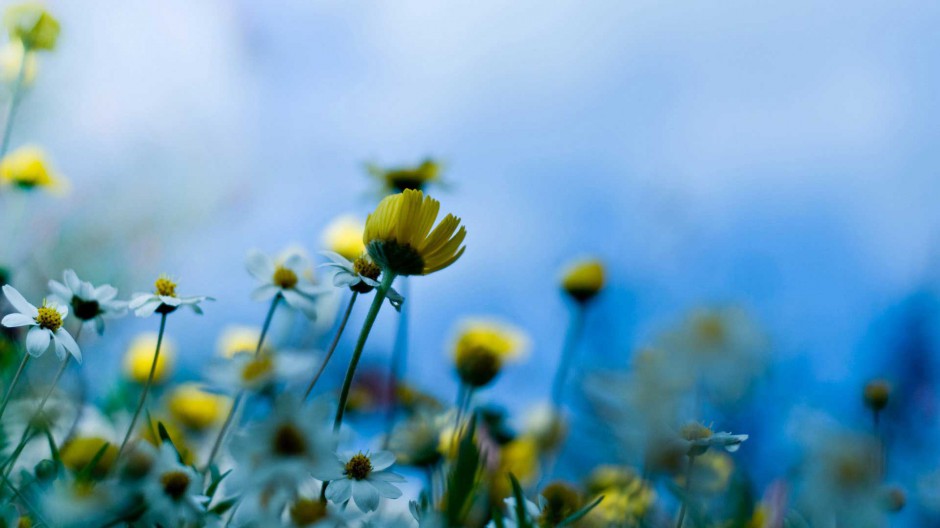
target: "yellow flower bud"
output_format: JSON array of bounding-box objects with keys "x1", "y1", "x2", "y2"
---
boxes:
[
  {"x1": 452, "y1": 319, "x2": 528, "y2": 388},
  {"x1": 322, "y1": 215, "x2": 366, "y2": 261},
  {"x1": 560, "y1": 258, "x2": 605, "y2": 303},
  {"x1": 3, "y1": 3, "x2": 59, "y2": 51},
  {"x1": 0, "y1": 145, "x2": 64, "y2": 191},
  {"x1": 864, "y1": 379, "x2": 891, "y2": 411},
  {"x1": 124, "y1": 333, "x2": 175, "y2": 385}
]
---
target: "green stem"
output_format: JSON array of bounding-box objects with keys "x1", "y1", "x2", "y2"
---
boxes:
[
  {"x1": 303, "y1": 291, "x2": 358, "y2": 401},
  {"x1": 0, "y1": 352, "x2": 30, "y2": 423},
  {"x1": 676, "y1": 454, "x2": 696, "y2": 528},
  {"x1": 551, "y1": 304, "x2": 585, "y2": 408},
  {"x1": 0, "y1": 44, "x2": 28, "y2": 159},
  {"x1": 333, "y1": 272, "x2": 395, "y2": 433},
  {"x1": 382, "y1": 277, "x2": 410, "y2": 446},
  {"x1": 116, "y1": 312, "x2": 168, "y2": 460},
  {"x1": 202, "y1": 294, "x2": 281, "y2": 473}
]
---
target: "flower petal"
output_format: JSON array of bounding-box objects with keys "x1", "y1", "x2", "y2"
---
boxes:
[
  {"x1": 369, "y1": 451, "x2": 396, "y2": 471},
  {"x1": 325, "y1": 479, "x2": 352, "y2": 505},
  {"x1": 128, "y1": 294, "x2": 154, "y2": 310},
  {"x1": 134, "y1": 299, "x2": 161, "y2": 318},
  {"x1": 63, "y1": 269, "x2": 82, "y2": 292},
  {"x1": 2, "y1": 313, "x2": 36, "y2": 328},
  {"x1": 369, "y1": 477, "x2": 402, "y2": 499},
  {"x1": 2, "y1": 285, "x2": 38, "y2": 318},
  {"x1": 25, "y1": 327, "x2": 50, "y2": 357},
  {"x1": 55, "y1": 329, "x2": 81, "y2": 364},
  {"x1": 282, "y1": 289, "x2": 317, "y2": 319},
  {"x1": 246, "y1": 249, "x2": 275, "y2": 282},
  {"x1": 251, "y1": 284, "x2": 279, "y2": 302},
  {"x1": 48, "y1": 280, "x2": 72, "y2": 301},
  {"x1": 351, "y1": 480, "x2": 380, "y2": 512}
]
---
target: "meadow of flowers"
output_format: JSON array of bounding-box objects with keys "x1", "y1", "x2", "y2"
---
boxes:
[{"x1": 0, "y1": 3, "x2": 926, "y2": 528}]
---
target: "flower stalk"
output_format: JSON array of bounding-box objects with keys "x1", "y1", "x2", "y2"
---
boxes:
[
  {"x1": 116, "y1": 311, "x2": 168, "y2": 460},
  {"x1": 0, "y1": 352, "x2": 30, "y2": 423},
  {"x1": 551, "y1": 304, "x2": 585, "y2": 408},
  {"x1": 303, "y1": 291, "x2": 358, "y2": 401},
  {"x1": 0, "y1": 44, "x2": 27, "y2": 158}
]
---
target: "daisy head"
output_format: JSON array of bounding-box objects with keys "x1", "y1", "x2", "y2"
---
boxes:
[
  {"x1": 0, "y1": 145, "x2": 65, "y2": 191},
  {"x1": 3, "y1": 2, "x2": 59, "y2": 51},
  {"x1": 452, "y1": 318, "x2": 529, "y2": 388},
  {"x1": 363, "y1": 189, "x2": 466, "y2": 277},
  {"x1": 139, "y1": 443, "x2": 206, "y2": 526},
  {"x1": 321, "y1": 214, "x2": 366, "y2": 261},
  {"x1": 1, "y1": 284, "x2": 81, "y2": 362},
  {"x1": 247, "y1": 248, "x2": 324, "y2": 319},
  {"x1": 318, "y1": 450, "x2": 405, "y2": 513},
  {"x1": 559, "y1": 257, "x2": 605, "y2": 303},
  {"x1": 320, "y1": 251, "x2": 404, "y2": 310},
  {"x1": 128, "y1": 275, "x2": 210, "y2": 317},
  {"x1": 367, "y1": 157, "x2": 443, "y2": 193},
  {"x1": 48, "y1": 269, "x2": 127, "y2": 335}
]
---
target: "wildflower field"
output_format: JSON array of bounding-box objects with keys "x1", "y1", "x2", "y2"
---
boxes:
[{"x1": 0, "y1": 2, "x2": 935, "y2": 527}]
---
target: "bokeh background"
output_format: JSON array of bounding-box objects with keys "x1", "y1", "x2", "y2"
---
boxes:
[{"x1": 5, "y1": 1, "x2": 940, "y2": 525}]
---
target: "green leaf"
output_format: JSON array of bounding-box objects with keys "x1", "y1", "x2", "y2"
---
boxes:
[
  {"x1": 206, "y1": 469, "x2": 232, "y2": 500},
  {"x1": 41, "y1": 427, "x2": 60, "y2": 469},
  {"x1": 558, "y1": 495, "x2": 604, "y2": 526},
  {"x1": 444, "y1": 416, "x2": 481, "y2": 525},
  {"x1": 508, "y1": 473, "x2": 532, "y2": 528},
  {"x1": 490, "y1": 506, "x2": 507, "y2": 528},
  {"x1": 209, "y1": 497, "x2": 238, "y2": 515},
  {"x1": 156, "y1": 421, "x2": 184, "y2": 463},
  {"x1": 76, "y1": 442, "x2": 111, "y2": 481}
]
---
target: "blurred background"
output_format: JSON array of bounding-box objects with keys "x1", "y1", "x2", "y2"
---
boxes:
[{"x1": 4, "y1": 0, "x2": 940, "y2": 524}]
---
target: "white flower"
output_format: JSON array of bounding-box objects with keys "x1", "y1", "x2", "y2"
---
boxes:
[
  {"x1": 317, "y1": 450, "x2": 405, "y2": 513},
  {"x1": 690, "y1": 431, "x2": 749, "y2": 453},
  {"x1": 247, "y1": 248, "x2": 326, "y2": 319},
  {"x1": 319, "y1": 251, "x2": 404, "y2": 311},
  {"x1": 128, "y1": 275, "x2": 210, "y2": 317},
  {"x1": 140, "y1": 443, "x2": 208, "y2": 526},
  {"x1": 229, "y1": 397, "x2": 335, "y2": 494},
  {"x1": 48, "y1": 269, "x2": 127, "y2": 335},
  {"x1": 41, "y1": 476, "x2": 123, "y2": 528},
  {"x1": 208, "y1": 349, "x2": 317, "y2": 393},
  {"x1": 486, "y1": 496, "x2": 542, "y2": 528},
  {"x1": 1, "y1": 284, "x2": 81, "y2": 362}
]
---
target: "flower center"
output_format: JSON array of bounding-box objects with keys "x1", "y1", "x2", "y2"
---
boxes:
[
  {"x1": 367, "y1": 240, "x2": 424, "y2": 276},
  {"x1": 455, "y1": 346, "x2": 502, "y2": 388},
  {"x1": 71, "y1": 297, "x2": 100, "y2": 321},
  {"x1": 353, "y1": 256, "x2": 381, "y2": 281},
  {"x1": 241, "y1": 355, "x2": 274, "y2": 383},
  {"x1": 289, "y1": 498, "x2": 328, "y2": 526},
  {"x1": 273, "y1": 424, "x2": 307, "y2": 456},
  {"x1": 154, "y1": 276, "x2": 177, "y2": 297},
  {"x1": 695, "y1": 315, "x2": 725, "y2": 346},
  {"x1": 272, "y1": 266, "x2": 298, "y2": 289},
  {"x1": 160, "y1": 470, "x2": 190, "y2": 501},
  {"x1": 344, "y1": 453, "x2": 373, "y2": 480},
  {"x1": 35, "y1": 304, "x2": 62, "y2": 332},
  {"x1": 681, "y1": 423, "x2": 713, "y2": 442}
]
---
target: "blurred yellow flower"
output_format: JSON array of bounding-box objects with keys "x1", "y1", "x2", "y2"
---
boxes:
[
  {"x1": 3, "y1": 2, "x2": 59, "y2": 51},
  {"x1": 216, "y1": 325, "x2": 266, "y2": 358},
  {"x1": 585, "y1": 482, "x2": 655, "y2": 525},
  {"x1": 123, "y1": 332, "x2": 175, "y2": 385},
  {"x1": 0, "y1": 145, "x2": 64, "y2": 191},
  {"x1": 676, "y1": 451, "x2": 734, "y2": 494},
  {"x1": 60, "y1": 436, "x2": 117, "y2": 477},
  {"x1": 367, "y1": 158, "x2": 442, "y2": 193},
  {"x1": 491, "y1": 435, "x2": 540, "y2": 499},
  {"x1": 364, "y1": 189, "x2": 466, "y2": 276},
  {"x1": 166, "y1": 383, "x2": 230, "y2": 431},
  {"x1": 560, "y1": 257, "x2": 605, "y2": 303},
  {"x1": 0, "y1": 40, "x2": 36, "y2": 85},
  {"x1": 322, "y1": 214, "x2": 366, "y2": 260},
  {"x1": 452, "y1": 318, "x2": 529, "y2": 388},
  {"x1": 140, "y1": 418, "x2": 195, "y2": 465}
]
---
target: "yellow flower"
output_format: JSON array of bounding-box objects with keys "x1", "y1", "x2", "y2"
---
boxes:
[
  {"x1": 675, "y1": 451, "x2": 734, "y2": 494},
  {"x1": 166, "y1": 383, "x2": 230, "y2": 431},
  {"x1": 140, "y1": 418, "x2": 195, "y2": 465},
  {"x1": 0, "y1": 40, "x2": 36, "y2": 85},
  {"x1": 123, "y1": 332, "x2": 175, "y2": 385},
  {"x1": 60, "y1": 436, "x2": 118, "y2": 478},
  {"x1": 560, "y1": 257, "x2": 605, "y2": 303},
  {"x1": 452, "y1": 319, "x2": 528, "y2": 388},
  {"x1": 367, "y1": 158, "x2": 442, "y2": 193},
  {"x1": 0, "y1": 145, "x2": 65, "y2": 191},
  {"x1": 490, "y1": 435, "x2": 540, "y2": 499},
  {"x1": 3, "y1": 2, "x2": 59, "y2": 51},
  {"x1": 364, "y1": 189, "x2": 466, "y2": 276},
  {"x1": 322, "y1": 215, "x2": 366, "y2": 260},
  {"x1": 216, "y1": 325, "x2": 266, "y2": 358},
  {"x1": 585, "y1": 483, "x2": 655, "y2": 525}
]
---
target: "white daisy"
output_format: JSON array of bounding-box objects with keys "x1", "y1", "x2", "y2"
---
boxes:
[
  {"x1": 319, "y1": 251, "x2": 404, "y2": 311},
  {"x1": 139, "y1": 443, "x2": 208, "y2": 526},
  {"x1": 1, "y1": 284, "x2": 81, "y2": 361},
  {"x1": 317, "y1": 450, "x2": 405, "y2": 513},
  {"x1": 128, "y1": 275, "x2": 210, "y2": 317},
  {"x1": 229, "y1": 397, "x2": 335, "y2": 494},
  {"x1": 48, "y1": 269, "x2": 127, "y2": 335},
  {"x1": 247, "y1": 248, "x2": 326, "y2": 319},
  {"x1": 208, "y1": 349, "x2": 318, "y2": 393},
  {"x1": 690, "y1": 431, "x2": 749, "y2": 453}
]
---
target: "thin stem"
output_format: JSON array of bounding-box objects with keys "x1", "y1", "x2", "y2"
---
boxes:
[
  {"x1": 551, "y1": 304, "x2": 586, "y2": 408},
  {"x1": 450, "y1": 384, "x2": 473, "y2": 454},
  {"x1": 332, "y1": 272, "x2": 395, "y2": 433},
  {"x1": 676, "y1": 454, "x2": 696, "y2": 528},
  {"x1": 116, "y1": 312, "x2": 168, "y2": 460},
  {"x1": 0, "y1": 44, "x2": 27, "y2": 159},
  {"x1": 303, "y1": 291, "x2": 359, "y2": 401},
  {"x1": 424, "y1": 464, "x2": 435, "y2": 505},
  {"x1": 0, "y1": 352, "x2": 31, "y2": 422},
  {"x1": 382, "y1": 277, "x2": 410, "y2": 447},
  {"x1": 202, "y1": 294, "x2": 282, "y2": 473}
]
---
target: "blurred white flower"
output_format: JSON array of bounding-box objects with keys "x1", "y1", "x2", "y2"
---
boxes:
[
  {"x1": 319, "y1": 250, "x2": 404, "y2": 311},
  {"x1": 129, "y1": 275, "x2": 210, "y2": 317},
  {"x1": 208, "y1": 349, "x2": 317, "y2": 393},
  {"x1": 140, "y1": 443, "x2": 207, "y2": 526},
  {"x1": 1, "y1": 284, "x2": 81, "y2": 361},
  {"x1": 486, "y1": 496, "x2": 542, "y2": 528},
  {"x1": 247, "y1": 248, "x2": 326, "y2": 319},
  {"x1": 48, "y1": 269, "x2": 127, "y2": 335},
  {"x1": 317, "y1": 450, "x2": 405, "y2": 512}
]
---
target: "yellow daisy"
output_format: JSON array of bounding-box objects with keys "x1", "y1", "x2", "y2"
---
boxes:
[
  {"x1": 560, "y1": 257, "x2": 605, "y2": 303},
  {"x1": 452, "y1": 318, "x2": 528, "y2": 388},
  {"x1": 0, "y1": 145, "x2": 64, "y2": 191},
  {"x1": 367, "y1": 158, "x2": 442, "y2": 193},
  {"x1": 364, "y1": 189, "x2": 466, "y2": 277}
]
